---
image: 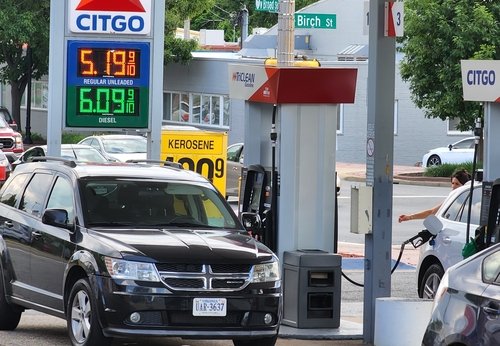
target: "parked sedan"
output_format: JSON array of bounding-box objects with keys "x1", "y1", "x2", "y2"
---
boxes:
[
  {"x1": 78, "y1": 134, "x2": 147, "y2": 162},
  {"x1": 226, "y1": 142, "x2": 244, "y2": 198},
  {"x1": 12, "y1": 144, "x2": 108, "y2": 169},
  {"x1": 416, "y1": 181, "x2": 482, "y2": 299},
  {"x1": 422, "y1": 243, "x2": 500, "y2": 346},
  {"x1": 226, "y1": 142, "x2": 340, "y2": 199},
  {"x1": 422, "y1": 137, "x2": 475, "y2": 167}
]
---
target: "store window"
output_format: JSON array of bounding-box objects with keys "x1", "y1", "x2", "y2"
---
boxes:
[
  {"x1": 448, "y1": 117, "x2": 472, "y2": 135},
  {"x1": 22, "y1": 80, "x2": 48, "y2": 110},
  {"x1": 164, "y1": 92, "x2": 230, "y2": 129}
]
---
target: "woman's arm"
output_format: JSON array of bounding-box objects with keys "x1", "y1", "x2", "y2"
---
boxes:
[{"x1": 398, "y1": 203, "x2": 441, "y2": 223}]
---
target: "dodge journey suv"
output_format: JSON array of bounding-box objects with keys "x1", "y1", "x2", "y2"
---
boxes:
[{"x1": 0, "y1": 158, "x2": 282, "y2": 346}]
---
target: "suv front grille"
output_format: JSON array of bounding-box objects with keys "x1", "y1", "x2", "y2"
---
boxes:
[
  {"x1": 0, "y1": 138, "x2": 14, "y2": 149},
  {"x1": 157, "y1": 263, "x2": 252, "y2": 292}
]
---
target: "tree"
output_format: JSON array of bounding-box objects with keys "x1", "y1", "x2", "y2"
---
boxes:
[
  {"x1": 190, "y1": 0, "x2": 318, "y2": 42},
  {"x1": 164, "y1": 0, "x2": 216, "y2": 64},
  {"x1": 400, "y1": 0, "x2": 499, "y2": 131},
  {"x1": 0, "y1": 0, "x2": 50, "y2": 130}
]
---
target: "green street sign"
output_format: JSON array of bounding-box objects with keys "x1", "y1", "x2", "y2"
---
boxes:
[
  {"x1": 255, "y1": 0, "x2": 278, "y2": 13},
  {"x1": 295, "y1": 13, "x2": 337, "y2": 29}
]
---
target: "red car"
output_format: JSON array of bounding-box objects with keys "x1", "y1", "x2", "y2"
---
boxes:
[{"x1": 0, "y1": 115, "x2": 23, "y2": 154}]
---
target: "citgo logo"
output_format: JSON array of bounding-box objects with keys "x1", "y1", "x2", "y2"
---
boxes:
[{"x1": 69, "y1": 0, "x2": 151, "y2": 35}]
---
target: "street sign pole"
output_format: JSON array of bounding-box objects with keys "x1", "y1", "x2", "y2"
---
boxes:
[
  {"x1": 277, "y1": 0, "x2": 295, "y2": 66},
  {"x1": 46, "y1": 1, "x2": 64, "y2": 156}
]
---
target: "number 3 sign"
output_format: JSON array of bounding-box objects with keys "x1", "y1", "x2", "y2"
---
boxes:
[{"x1": 385, "y1": 1, "x2": 404, "y2": 37}]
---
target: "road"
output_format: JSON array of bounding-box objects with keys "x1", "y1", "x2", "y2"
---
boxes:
[{"x1": 337, "y1": 179, "x2": 450, "y2": 245}]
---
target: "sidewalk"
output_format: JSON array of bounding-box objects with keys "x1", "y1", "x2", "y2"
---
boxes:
[{"x1": 336, "y1": 162, "x2": 450, "y2": 187}]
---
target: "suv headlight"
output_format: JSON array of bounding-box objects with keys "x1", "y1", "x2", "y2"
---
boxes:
[
  {"x1": 105, "y1": 257, "x2": 160, "y2": 282},
  {"x1": 251, "y1": 261, "x2": 281, "y2": 283}
]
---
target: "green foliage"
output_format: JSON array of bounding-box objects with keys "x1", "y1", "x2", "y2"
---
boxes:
[
  {"x1": 424, "y1": 162, "x2": 482, "y2": 178},
  {"x1": 164, "y1": 0, "x2": 215, "y2": 64},
  {"x1": 0, "y1": 0, "x2": 50, "y2": 128},
  {"x1": 24, "y1": 132, "x2": 86, "y2": 144},
  {"x1": 190, "y1": 0, "x2": 318, "y2": 42},
  {"x1": 29, "y1": 132, "x2": 46, "y2": 144},
  {"x1": 62, "y1": 132, "x2": 87, "y2": 144},
  {"x1": 164, "y1": 36, "x2": 199, "y2": 65},
  {"x1": 400, "y1": 0, "x2": 499, "y2": 131}
]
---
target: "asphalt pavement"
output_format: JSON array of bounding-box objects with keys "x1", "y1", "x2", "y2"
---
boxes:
[{"x1": 0, "y1": 162, "x2": 433, "y2": 346}]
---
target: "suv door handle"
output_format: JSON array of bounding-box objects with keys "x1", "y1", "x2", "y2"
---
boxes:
[
  {"x1": 483, "y1": 306, "x2": 500, "y2": 316},
  {"x1": 32, "y1": 231, "x2": 42, "y2": 238},
  {"x1": 442, "y1": 236, "x2": 451, "y2": 244},
  {"x1": 4, "y1": 221, "x2": 13, "y2": 228}
]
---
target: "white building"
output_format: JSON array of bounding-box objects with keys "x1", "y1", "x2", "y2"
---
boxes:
[{"x1": 1, "y1": 0, "x2": 469, "y2": 165}]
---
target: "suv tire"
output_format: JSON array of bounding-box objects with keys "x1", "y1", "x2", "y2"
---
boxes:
[
  {"x1": 67, "y1": 278, "x2": 112, "y2": 346},
  {"x1": 419, "y1": 264, "x2": 444, "y2": 299},
  {"x1": 0, "y1": 271, "x2": 22, "y2": 330}
]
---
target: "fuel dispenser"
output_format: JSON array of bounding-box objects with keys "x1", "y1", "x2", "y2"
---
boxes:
[{"x1": 238, "y1": 164, "x2": 276, "y2": 251}]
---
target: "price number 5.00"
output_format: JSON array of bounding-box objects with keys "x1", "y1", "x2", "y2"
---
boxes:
[{"x1": 77, "y1": 86, "x2": 139, "y2": 116}]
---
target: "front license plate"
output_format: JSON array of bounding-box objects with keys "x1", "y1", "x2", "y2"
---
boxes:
[{"x1": 192, "y1": 297, "x2": 227, "y2": 316}]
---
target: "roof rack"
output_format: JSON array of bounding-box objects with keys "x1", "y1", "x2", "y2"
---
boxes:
[
  {"x1": 29, "y1": 156, "x2": 77, "y2": 168},
  {"x1": 125, "y1": 159, "x2": 183, "y2": 169}
]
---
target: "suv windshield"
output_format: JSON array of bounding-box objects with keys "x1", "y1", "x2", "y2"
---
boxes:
[{"x1": 82, "y1": 179, "x2": 239, "y2": 229}]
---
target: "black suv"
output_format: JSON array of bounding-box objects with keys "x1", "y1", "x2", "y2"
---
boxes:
[{"x1": 0, "y1": 158, "x2": 282, "y2": 346}]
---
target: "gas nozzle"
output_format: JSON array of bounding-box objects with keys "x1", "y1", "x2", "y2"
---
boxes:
[{"x1": 404, "y1": 229, "x2": 436, "y2": 248}]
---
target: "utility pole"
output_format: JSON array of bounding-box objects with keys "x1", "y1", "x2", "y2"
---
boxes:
[{"x1": 277, "y1": 0, "x2": 294, "y2": 66}]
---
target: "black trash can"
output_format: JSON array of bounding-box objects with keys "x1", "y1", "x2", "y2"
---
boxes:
[{"x1": 282, "y1": 249, "x2": 341, "y2": 328}]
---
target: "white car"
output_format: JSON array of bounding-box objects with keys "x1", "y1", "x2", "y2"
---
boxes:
[
  {"x1": 422, "y1": 137, "x2": 475, "y2": 167},
  {"x1": 416, "y1": 180, "x2": 482, "y2": 299},
  {"x1": 78, "y1": 134, "x2": 147, "y2": 162}
]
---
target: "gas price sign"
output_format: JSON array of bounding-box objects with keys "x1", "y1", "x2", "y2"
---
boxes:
[{"x1": 66, "y1": 40, "x2": 150, "y2": 129}]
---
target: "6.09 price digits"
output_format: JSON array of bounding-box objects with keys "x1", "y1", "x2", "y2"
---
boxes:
[{"x1": 78, "y1": 87, "x2": 138, "y2": 116}]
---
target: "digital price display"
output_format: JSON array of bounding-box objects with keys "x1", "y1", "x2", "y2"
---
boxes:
[
  {"x1": 66, "y1": 41, "x2": 150, "y2": 129},
  {"x1": 77, "y1": 48, "x2": 141, "y2": 78}
]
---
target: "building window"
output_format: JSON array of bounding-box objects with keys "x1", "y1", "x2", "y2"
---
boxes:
[
  {"x1": 164, "y1": 92, "x2": 230, "y2": 129},
  {"x1": 22, "y1": 80, "x2": 48, "y2": 110},
  {"x1": 447, "y1": 117, "x2": 472, "y2": 135},
  {"x1": 336, "y1": 104, "x2": 344, "y2": 134}
]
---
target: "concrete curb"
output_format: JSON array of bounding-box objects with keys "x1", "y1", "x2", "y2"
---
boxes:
[{"x1": 341, "y1": 175, "x2": 450, "y2": 188}]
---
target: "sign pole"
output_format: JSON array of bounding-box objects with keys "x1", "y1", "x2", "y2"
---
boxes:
[{"x1": 46, "y1": 0, "x2": 65, "y2": 156}]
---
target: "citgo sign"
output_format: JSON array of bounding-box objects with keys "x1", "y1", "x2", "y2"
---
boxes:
[
  {"x1": 161, "y1": 129, "x2": 228, "y2": 196},
  {"x1": 69, "y1": 0, "x2": 152, "y2": 35},
  {"x1": 461, "y1": 60, "x2": 500, "y2": 102}
]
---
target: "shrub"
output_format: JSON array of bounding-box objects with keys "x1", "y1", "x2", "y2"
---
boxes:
[
  {"x1": 424, "y1": 162, "x2": 482, "y2": 178},
  {"x1": 62, "y1": 132, "x2": 87, "y2": 144},
  {"x1": 29, "y1": 132, "x2": 46, "y2": 144}
]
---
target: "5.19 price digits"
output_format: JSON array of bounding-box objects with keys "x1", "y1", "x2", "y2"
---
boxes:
[
  {"x1": 78, "y1": 87, "x2": 139, "y2": 116},
  {"x1": 78, "y1": 48, "x2": 140, "y2": 78}
]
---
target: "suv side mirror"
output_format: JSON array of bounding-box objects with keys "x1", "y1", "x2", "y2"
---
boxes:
[
  {"x1": 42, "y1": 208, "x2": 73, "y2": 231},
  {"x1": 448, "y1": 144, "x2": 453, "y2": 151},
  {"x1": 240, "y1": 212, "x2": 261, "y2": 234}
]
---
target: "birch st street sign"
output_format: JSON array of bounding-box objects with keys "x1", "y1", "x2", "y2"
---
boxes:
[
  {"x1": 255, "y1": 0, "x2": 278, "y2": 13},
  {"x1": 295, "y1": 13, "x2": 337, "y2": 29}
]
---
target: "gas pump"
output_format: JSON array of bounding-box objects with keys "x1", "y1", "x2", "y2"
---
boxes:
[
  {"x1": 485, "y1": 179, "x2": 500, "y2": 246},
  {"x1": 238, "y1": 164, "x2": 276, "y2": 251}
]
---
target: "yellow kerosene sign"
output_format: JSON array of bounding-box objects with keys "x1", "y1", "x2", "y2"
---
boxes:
[{"x1": 161, "y1": 128, "x2": 228, "y2": 196}]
